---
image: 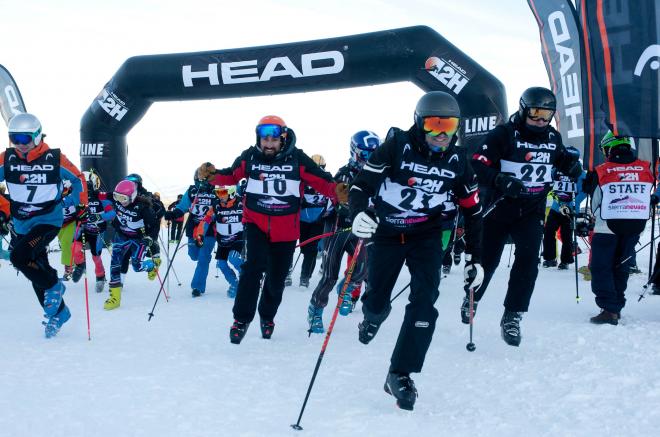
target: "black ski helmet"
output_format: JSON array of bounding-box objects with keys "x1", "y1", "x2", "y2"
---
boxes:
[
  {"x1": 414, "y1": 91, "x2": 461, "y2": 151},
  {"x1": 518, "y1": 87, "x2": 556, "y2": 119}
]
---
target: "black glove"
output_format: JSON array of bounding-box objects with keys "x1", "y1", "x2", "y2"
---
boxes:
[
  {"x1": 652, "y1": 194, "x2": 659, "y2": 206},
  {"x1": 565, "y1": 160, "x2": 583, "y2": 179},
  {"x1": 582, "y1": 171, "x2": 598, "y2": 196},
  {"x1": 0, "y1": 212, "x2": 8, "y2": 235},
  {"x1": 142, "y1": 236, "x2": 154, "y2": 248},
  {"x1": 494, "y1": 174, "x2": 525, "y2": 198},
  {"x1": 76, "y1": 204, "x2": 88, "y2": 221}
]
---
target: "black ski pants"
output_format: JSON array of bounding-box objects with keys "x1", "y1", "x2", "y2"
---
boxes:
[
  {"x1": 170, "y1": 220, "x2": 183, "y2": 241},
  {"x1": 232, "y1": 223, "x2": 296, "y2": 323},
  {"x1": 542, "y1": 209, "x2": 574, "y2": 264},
  {"x1": 361, "y1": 232, "x2": 444, "y2": 374},
  {"x1": 310, "y1": 220, "x2": 367, "y2": 309},
  {"x1": 10, "y1": 224, "x2": 62, "y2": 311},
  {"x1": 590, "y1": 232, "x2": 637, "y2": 314},
  {"x1": 475, "y1": 210, "x2": 544, "y2": 312}
]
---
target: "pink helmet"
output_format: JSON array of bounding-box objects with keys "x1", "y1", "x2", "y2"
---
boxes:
[{"x1": 113, "y1": 179, "x2": 137, "y2": 206}]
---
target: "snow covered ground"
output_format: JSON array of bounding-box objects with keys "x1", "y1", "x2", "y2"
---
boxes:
[{"x1": 2, "y1": 228, "x2": 660, "y2": 437}]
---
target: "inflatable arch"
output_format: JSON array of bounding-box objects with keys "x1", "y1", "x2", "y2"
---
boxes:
[{"x1": 80, "y1": 25, "x2": 508, "y2": 192}]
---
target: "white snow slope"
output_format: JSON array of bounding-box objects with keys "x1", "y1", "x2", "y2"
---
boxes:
[{"x1": 2, "y1": 229, "x2": 660, "y2": 437}]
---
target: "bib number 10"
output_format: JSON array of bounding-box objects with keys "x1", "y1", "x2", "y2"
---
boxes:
[{"x1": 263, "y1": 179, "x2": 287, "y2": 195}]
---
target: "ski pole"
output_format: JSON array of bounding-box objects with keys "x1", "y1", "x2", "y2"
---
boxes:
[
  {"x1": 80, "y1": 228, "x2": 92, "y2": 341},
  {"x1": 571, "y1": 212, "x2": 580, "y2": 303},
  {"x1": 296, "y1": 227, "x2": 351, "y2": 248},
  {"x1": 617, "y1": 235, "x2": 660, "y2": 267},
  {"x1": 171, "y1": 262, "x2": 183, "y2": 286},
  {"x1": 506, "y1": 244, "x2": 513, "y2": 268},
  {"x1": 390, "y1": 283, "x2": 410, "y2": 304},
  {"x1": 466, "y1": 282, "x2": 476, "y2": 352},
  {"x1": 648, "y1": 204, "x2": 656, "y2": 283},
  {"x1": 291, "y1": 239, "x2": 364, "y2": 431}
]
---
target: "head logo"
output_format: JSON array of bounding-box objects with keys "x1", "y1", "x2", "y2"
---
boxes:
[
  {"x1": 183, "y1": 51, "x2": 344, "y2": 87},
  {"x1": 634, "y1": 45, "x2": 660, "y2": 77},
  {"x1": 424, "y1": 56, "x2": 469, "y2": 94}
]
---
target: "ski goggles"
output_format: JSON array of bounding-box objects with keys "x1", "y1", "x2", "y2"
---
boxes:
[
  {"x1": 113, "y1": 191, "x2": 131, "y2": 205},
  {"x1": 215, "y1": 187, "x2": 229, "y2": 198},
  {"x1": 256, "y1": 124, "x2": 286, "y2": 139},
  {"x1": 9, "y1": 131, "x2": 39, "y2": 145},
  {"x1": 527, "y1": 108, "x2": 554, "y2": 122},
  {"x1": 421, "y1": 116, "x2": 460, "y2": 137}
]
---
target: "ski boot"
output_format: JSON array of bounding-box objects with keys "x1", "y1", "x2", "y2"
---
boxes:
[
  {"x1": 442, "y1": 264, "x2": 451, "y2": 275},
  {"x1": 230, "y1": 320, "x2": 250, "y2": 344},
  {"x1": 542, "y1": 259, "x2": 558, "y2": 268},
  {"x1": 62, "y1": 265, "x2": 73, "y2": 281},
  {"x1": 460, "y1": 295, "x2": 478, "y2": 325},
  {"x1": 629, "y1": 264, "x2": 642, "y2": 274},
  {"x1": 71, "y1": 263, "x2": 86, "y2": 283},
  {"x1": 453, "y1": 252, "x2": 462, "y2": 265},
  {"x1": 558, "y1": 262, "x2": 570, "y2": 270},
  {"x1": 191, "y1": 289, "x2": 203, "y2": 298},
  {"x1": 299, "y1": 277, "x2": 310, "y2": 288},
  {"x1": 260, "y1": 319, "x2": 275, "y2": 339},
  {"x1": 339, "y1": 287, "x2": 354, "y2": 316},
  {"x1": 104, "y1": 286, "x2": 122, "y2": 310},
  {"x1": 43, "y1": 305, "x2": 71, "y2": 339},
  {"x1": 652, "y1": 284, "x2": 660, "y2": 295},
  {"x1": 95, "y1": 275, "x2": 106, "y2": 293},
  {"x1": 384, "y1": 372, "x2": 418, "y2": 411},
  {"x1": 589, "y1": 309, "x2": 619, "y2": 325},
  {"x1": 227, "y1": 283, "x2": 237, "y2": 299},
  {"x1": 147, "y1": 257, "x2": 161, "y2": 281},
  {"x1": 500, "y1": 310, "x2": 523, "y2": 347},
  {"x1": 307, "y1": 304, "x2": 324, "y2": 334},
  {"x1": 284, "y1": 271, "x2": 292, "y2": 287},
  {"x1": 44, "y1": 280, "x2": 66, "y2": 317},
  {"x1": 358, "y1": 319, "x2": 381, "y2": 345}
]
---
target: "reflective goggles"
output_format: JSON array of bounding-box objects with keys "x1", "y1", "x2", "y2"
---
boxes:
[
  {"x1": 353, "y1": 149, "x2": 372, "y2": 162},
  {"x1": 9, "y1": 131, "x2": 38, "y2": 146},
  {"x1": 256, "y1": 124, "x2": 285, "y2": 139},
  {"x1": 113, "y1": 192, "x2": 131, "y2": 205},
  {"x1": 215, "y1": 187, "x2": 229, "y2": 198},
  {"x1": 527, "y1": 108, "x2": 554, "y2": 122},
  {"x1": 422, "y1": 116, "x2": 460, "y2": 137}
]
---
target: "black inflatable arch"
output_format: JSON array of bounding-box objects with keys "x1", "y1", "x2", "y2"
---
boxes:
[{"x1": 80, "y1": 25, "x2": 507, "y2": 192}]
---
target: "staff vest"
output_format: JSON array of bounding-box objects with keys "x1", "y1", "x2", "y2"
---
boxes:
[{"x1": 596, "y1": 160, "x2": 653, "y2": 220}]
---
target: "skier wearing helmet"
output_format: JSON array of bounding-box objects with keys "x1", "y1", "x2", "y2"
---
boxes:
[
  {"x1": 0, "y1": 113, "x2": 86, "y2": 338},
  {"x1": 198, "y1": 115, "x2": 349, "y2": 344},
  {"x1": 349, "y1": 92, "x2": 484, "y2": 411}
]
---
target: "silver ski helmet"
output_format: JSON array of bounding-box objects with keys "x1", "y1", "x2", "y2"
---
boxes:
[{"x1": 8, "y1": 113, "x2": 43, "y2": 153}]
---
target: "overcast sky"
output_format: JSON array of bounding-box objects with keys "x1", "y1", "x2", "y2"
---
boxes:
[{"x1": 1, "y1": 0, "x2": 549, "y2": 198}]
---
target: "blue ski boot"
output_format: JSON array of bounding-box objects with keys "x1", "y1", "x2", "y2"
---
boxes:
[
  {"x1": 43, "y1": 280, "x2": 66, "y2": 317},
  {"x1": 43, "y1": 305, "x2": 71, "y2": 338},
  {"x1": 336, "y1": 280, "x2": 354, "y2": 316},
  {"x1": 307, "y1": 304, "x2": 324, "y2": 334}
]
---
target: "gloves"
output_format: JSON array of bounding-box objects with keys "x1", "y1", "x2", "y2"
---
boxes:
[
  {"x1": 565, "y1": 160, "x2": 583, "y2": 179},
  {"x1": 559, "y1": 204, "x2": 572, "y2": 216},
  {"x1": 197, "y1": 162, "x2": 216, "y2": 183},
  {"x1": 494, "y1": 174, "x2": 525, "y2": 198},
  {"x1": 194, "y1": 235, "x2": 204, "y2": 247},
  {"x1": 0, "y1": 212, "x2": 8, "y2": 235},
  {"x1": 352, "y1": 211, "x2": 378, "y2": 238},
  {"x1": 76, "y1": 204, "x2": 88, "y2": 221},
  {"x1": 335, "y1": 182, "x2": 349, "y2": 204},
  {"x1": 463, "y1": 254, "x2": 484, "y2": 292},
  {"x1": 652, "y1": 194, "x2": 659, "y2": 206},
  {"x1": 142, "y1": 236, "x2": 154, "y2": 248}
]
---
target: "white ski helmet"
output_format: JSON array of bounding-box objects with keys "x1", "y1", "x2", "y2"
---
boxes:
[{"x1": 8, "y1": 113, "x2": 43, "y2": 152}]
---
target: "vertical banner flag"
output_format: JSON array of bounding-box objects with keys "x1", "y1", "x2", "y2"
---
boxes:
[{"x1": 0, "y1": 64, "x2": 27, "y2": 125}]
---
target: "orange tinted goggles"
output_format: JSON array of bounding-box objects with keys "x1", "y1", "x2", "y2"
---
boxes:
[
  {"x1": 528, "y1": 108, "x2": 554, "y2": 122},
  {"x1": 422, "y1": 117, "x2": 460, "y2": 137}
]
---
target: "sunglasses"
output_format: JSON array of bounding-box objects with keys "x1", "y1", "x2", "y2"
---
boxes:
[
  {"x1": 256, "y1": 124, "x2": 285, "y2": 139},
  {"x1": 422, "y1": 117, "x2": 460, "y2": 137},
  {"x1": 527, "y1": 108, "x2": 554, "y2": 122},
  {"x1": 9, "y1": 131, "x2": 39, "y2": 145}
]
